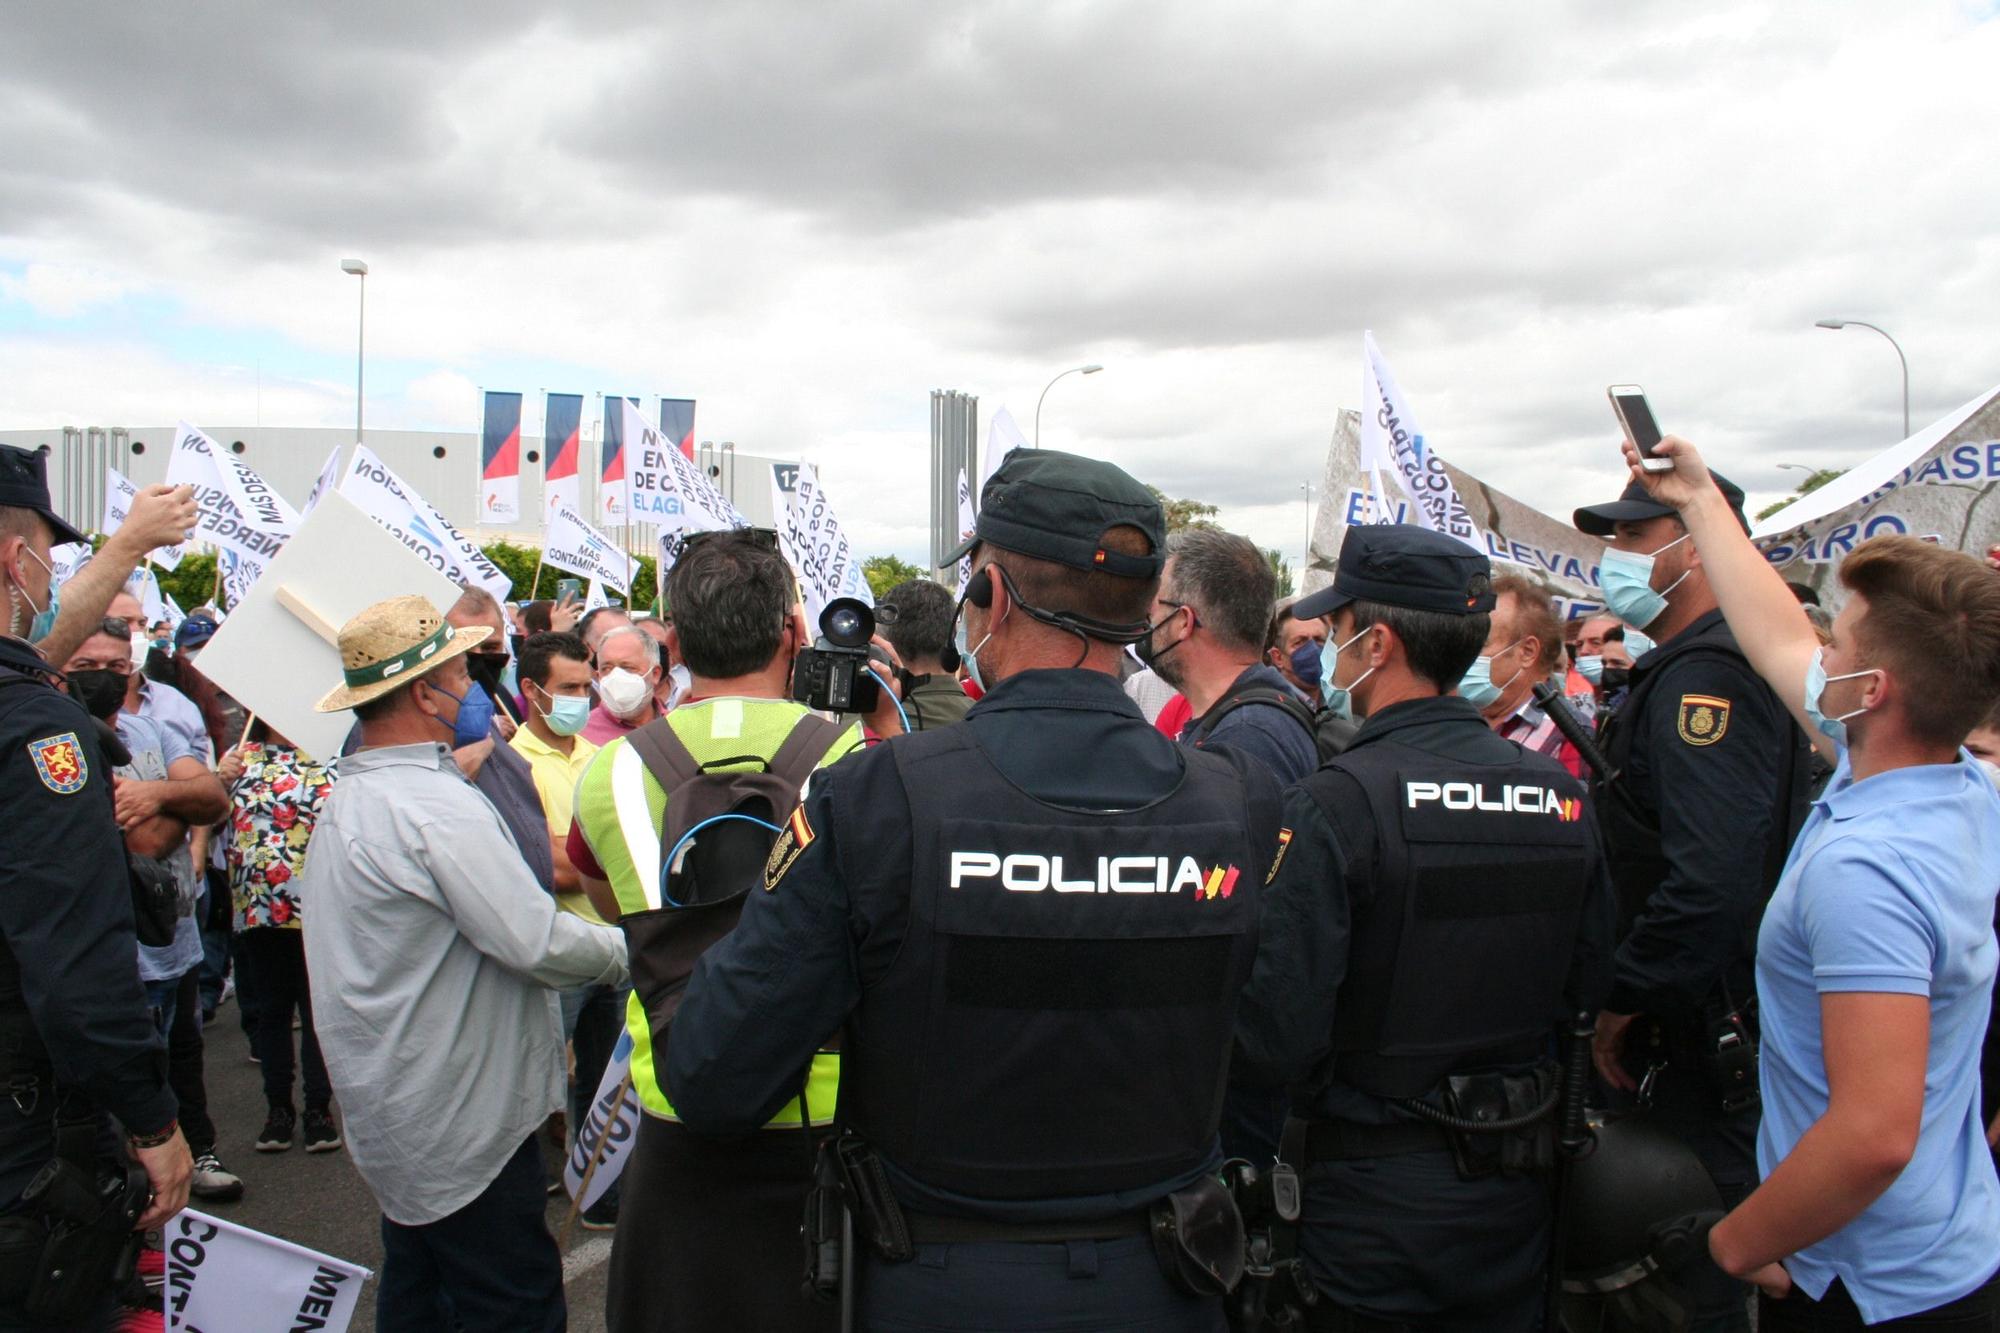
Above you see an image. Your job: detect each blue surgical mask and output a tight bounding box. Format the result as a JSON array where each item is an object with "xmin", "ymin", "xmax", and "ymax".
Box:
[
  {"xmin": 15, "ymin": 544, "xmax": 57, "ymax": 641},
  {"xmin": 1803, "ymin": 646, "xmax": 1877, "ymax": 748},
  {"xmin": 429, "ymin": 678, "xmax": 495, "ymax": 747},
  {"xmin": 532, "ymin": 683, "xmax": 591, "ymax": 738},
  {"xmin": 1623, "ymin": 629, "xmax": 1655, "ymax": 659},
  {"xmin": 954, "ymin": 609, "xmax": 994, "ymax": 692},
  {"xmin": 1288, "ymin": 640, "xmax": 1324, "ymax": 689},
  {"xmin": 1598, "ymin": 534, "xmax": 1692, "ymax": 631},
  {"xmin": 1575, "ymin": 655, "xmax": 1605, "ymax": 686},
  {"xmin": 1457, "ymin": 639, "xmax": 1524, "ymax": 710},
  {"xmin": 1318, "ymin": 626, "xmax": 1375, "ymax": 722}
]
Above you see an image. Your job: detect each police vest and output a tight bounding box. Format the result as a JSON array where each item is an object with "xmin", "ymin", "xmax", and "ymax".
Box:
[
  {"xmin": 1316, "ymin": 734, "xmax": 1593, "ymax": 1100},
  {"xmin": 841, "ymin": 725, "xmax": 1267, "ymax": 1203},
  {"xmin": 572, "ymin": 696, "xmax": 861, "ymax": 1124},
  {"xmin": 1595, "ymin": 632, "xmax": 1808, "ymax": 944}
]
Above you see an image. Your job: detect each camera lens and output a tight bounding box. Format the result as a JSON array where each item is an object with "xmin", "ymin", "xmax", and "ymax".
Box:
[
  {"xmin": 819, "ymin": 597, "xmax": 875, "ymax": 649},
  {"xmin": 829, "ymin": 607, "xmax": 862, "ymax": 641}
]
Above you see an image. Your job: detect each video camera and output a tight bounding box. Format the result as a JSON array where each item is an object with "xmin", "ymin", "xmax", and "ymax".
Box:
[{"xmin": 792, "ymin": 597, "xmax": 893, "ymax": 715}]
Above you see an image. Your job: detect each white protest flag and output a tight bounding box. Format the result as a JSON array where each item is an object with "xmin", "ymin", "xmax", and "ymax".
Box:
[
  {"xmin": 543, "ymin": 501, "xmax": 633, "ymax": 596},
  {"xmin": 1307, "ymin": 408, "xmax": 1610, "ymax": 623},
  {"xmin": 166, "ymin": 1208, "xmax": 370, "ymax": 1333},
  {"xmin": 954, "ymin": 467, "xmax": 975, "ymax": 588},
  {"xmin": 777, "ymin": 464, "xmax": 873, "ymax": 630},
  {"xmin": 622, "ymin": 399, "xmax": 744, "ymax": 534},
  {"xmin": 585, "ymin": 578, "xmax": 609, "ymax": 612},
  {"xmin": 303, "ymin": 446, "xmax": 343, "ymax": 517},
  {"xmin": 564, "ymin": 1030, "xmax": 640, "ymax": 1211},
  {"xmin": 163, "ymin": 424, "xmax": 292, "ymax": 572},
  {"xmin": 217, "ymin": 549, "xmax": 262, "ymax": 611},
  {"xmin": 340, "ymin": 445, "xmax": 512, "ymax": 601},
  {"xmin": 1358, "ymin": 334, "xmax": 1481, "ymax": 549},
  {"xmin": 1753, "ymin": 382, "xmax": 2000, "ymax": 610},
  {"xmin": 49, "ymin": 543, "xmax": 91, "ymax": 590},
  {"xmin": 162, "ymin": 590, "xmax": 186, "ymax": 633},
  {"xmin": 103, "ymin": 467, "xmax": 187, "ymax": 570},
  {"xmin": 985, "ymin": 407, "xmax": 1029, "ymax": 489},
  {"xmin": 126, "ymin": 566, "xmax": 167, "ymax": 627}
]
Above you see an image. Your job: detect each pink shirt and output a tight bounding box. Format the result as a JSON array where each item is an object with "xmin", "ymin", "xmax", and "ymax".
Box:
[{"xmin": 580, "ymin": 701, "xmax": 663, "ymax": 747}]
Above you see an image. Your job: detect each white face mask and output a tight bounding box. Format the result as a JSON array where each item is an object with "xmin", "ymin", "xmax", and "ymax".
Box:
[{"xmin": 599, "ymin": 666, "xmax": 655, "ymax": 718}]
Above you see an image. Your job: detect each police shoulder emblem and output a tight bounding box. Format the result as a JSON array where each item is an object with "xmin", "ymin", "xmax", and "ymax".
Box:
[
  {"xmin": 29, "ymin": 732, "xmax": 88, "ymax": 794},
  {"xmin": 1676, "ymin": 694, "xmax": 1731, "ymax": 747},
  {"xmin": 1264, "ymin": 828, "xmax": 1293, "ymax": 885},
  {"xmin": 764, "ymin": 805, "xmax": 816, "ymax": 891}
]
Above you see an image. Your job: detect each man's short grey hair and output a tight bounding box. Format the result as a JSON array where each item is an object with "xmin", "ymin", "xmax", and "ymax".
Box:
[
  {"xmin": 1163, "ymin": 528, "xmax": 1275, "ymax": 654},
  {"xmin": 449, "ymin": 584, "xmax": 503, "ymax": 622}
]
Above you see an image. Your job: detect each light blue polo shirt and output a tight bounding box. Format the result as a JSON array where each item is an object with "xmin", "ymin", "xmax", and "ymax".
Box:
[{"xmin": 1755, "ymin": 747, "xmax": 2000, "ymax": 1322}]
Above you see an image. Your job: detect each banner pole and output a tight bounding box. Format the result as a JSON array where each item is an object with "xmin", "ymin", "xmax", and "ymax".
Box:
[
  {"xmin": 560, "ymin": 1071, "xmax": 633, "ymax": 1249},
  {"xmin": 529, "ymin": 552, "xmax": 546, "ymax": 602},
  {"xmin": 209, "ymin": 556, "xmax": 225, "ymax": 609}
]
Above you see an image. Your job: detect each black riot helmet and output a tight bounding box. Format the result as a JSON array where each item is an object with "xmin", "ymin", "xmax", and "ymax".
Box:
[{"xmin": 1562, "ymin": 1112, "xmax": 1724, "ymax": 1328}]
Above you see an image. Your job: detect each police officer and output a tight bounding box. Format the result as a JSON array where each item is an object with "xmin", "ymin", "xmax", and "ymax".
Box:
[
  {"xmin": 0, "ymin": 444, "xmax": 190, "ymax": 1331},
  {"xmin": 665, "ymin": 449, "xmax": 1288, "ymax": 1332},
  {"xmin": 1234, "ymin": 524, "xmax": 1615, "ymax": 1331},
  {"xmin": 1571, "ymin": 476, "xmax": 1810, "ymax": 1332}
]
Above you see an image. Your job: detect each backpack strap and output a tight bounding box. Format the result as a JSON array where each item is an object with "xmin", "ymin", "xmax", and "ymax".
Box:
[
  {"xmin": 767, "ymin": 713, "xmax": 853, "ymax": 793},
  {"xmin": 624, "ymin": 715, "xmax": 706, "ymax": 793},
  {"xmin": 1189, "ymin": 683, "xmax": 1316, "ymax": 746}
]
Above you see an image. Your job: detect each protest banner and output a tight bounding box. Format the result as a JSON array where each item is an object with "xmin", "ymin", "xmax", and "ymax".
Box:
[
  {"xmin": 166, "ymin": 1208, "xmax": 370, "ymax": 1333},
  {"xmin": 954, "ymin": 466, "xmax": 975, "ymax": 588},
  {"xmin": 161, "ymin": 589, "xmax": 186, "ymax": 633},
  {"xmin": 164, "ymin": 423, "xmax": 294, "ymax": 571},
  {"xmin": 585, "ymin": 578, "xmax": 609, "ymax": 612},
  {"xmin": 49, "ymin": 542, "xmax": 91, "ymax": 591},
  {"xmin": 303, "ymin": 447, "xmax": 343, "ymax": 518},
  {"xmin": 480, "ymin": 390, "xmax": 523, "ymax": 524},
  {"xmin": 1308, "ymin": 409, "xmax": 1610, "ymax": 622},
  {"xmin": 192, "ymin": 492, "xmax": 465, "ymax": 762},
  {"xmin": 985, "ymin": 407, "xmax": 1028, "ymax": 488},
  {"xmin": 126, "ymin": 566, "xmax": 167, "ymax": 627},
  {"xmin": 1753, "ymin": 381, "xmax": 2000, "ymax": 609},
  {"xmin": 775, "ymin": 463, "xmax": 872, "ymax": 630},
  {"xmin": 660, "ymin": 397, "xmax": 697, "ymax": 462},
  {"xmin": 624, "ymin": 399, "xmax": 745, "ymax": 568},
  {"xmin": 103, "ymin": 467, "xmax": 186, "ymax": 570},
  {"xmin": 1359, "ymin": 334, "xmax": 1480, "ymax": 549},
  {"xmin": 545, "ymin": 393, "xmax": 585, "ymax": 517},
  {"xmin": 543, "ymin": 500, "xmax": 632, "ymax": 596},
  {"xmin": 340, "ymin": 445, "xmax": 512, "ymax": 602},
  {"xmin": 563, "ymin": 1029, "xmax": 641, "ymax": 1214}
]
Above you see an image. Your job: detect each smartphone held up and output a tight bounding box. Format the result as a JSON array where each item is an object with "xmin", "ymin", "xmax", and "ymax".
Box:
[{"xmin": 1608, "ymin": 385, "xmax": 1674, "ymax": 474}]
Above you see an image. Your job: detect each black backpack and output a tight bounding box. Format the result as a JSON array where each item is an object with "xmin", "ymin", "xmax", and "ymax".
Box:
[{"xmin": 616, "ymin": 712, "xmax": 848, "ymax": 1092}]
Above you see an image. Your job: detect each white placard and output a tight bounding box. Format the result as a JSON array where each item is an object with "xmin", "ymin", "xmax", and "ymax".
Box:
[
  {"xmin": 340, "ymin": 445, "xmax": 511, "ymax": 601},
  {"xmin": 543, "ymin": 500, "xmax": 632, "ymax": 596},
  {"xmin": 190, "ymin": 492, "xmax": 465, "ymax": 762},
  {"xmin": 103, "ymin": 467, "xmax": 186, "ymax": 570},
  {"xmin": 166, "ymin": 1208, "xmax": 370, "ymax": 1333}
]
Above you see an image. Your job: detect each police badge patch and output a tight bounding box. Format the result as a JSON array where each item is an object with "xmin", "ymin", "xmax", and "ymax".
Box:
[
  {"xmin": 764, "ymin": 805, "xmax": 815, "ymax": 891},
  {"xmin": 1677, "ymin": 695, "xmax": 1731, "ymax": 747},
  {"xmin": 29, "ymin": 732, "xmax": 87, "ymax": 794}
]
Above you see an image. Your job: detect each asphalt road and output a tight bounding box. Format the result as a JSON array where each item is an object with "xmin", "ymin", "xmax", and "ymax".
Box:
[{"xmin": 192, "ymin": 995, "xmax": 611, "ymax": 1331}]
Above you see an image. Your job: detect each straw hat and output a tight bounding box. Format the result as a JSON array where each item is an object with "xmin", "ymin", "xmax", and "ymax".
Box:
[{"xmin": 314, "ymin": 594, "xmax": 492, "ymax": 713}]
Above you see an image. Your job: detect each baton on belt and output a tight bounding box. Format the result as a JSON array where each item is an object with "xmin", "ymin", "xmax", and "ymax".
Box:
[{"xmin": 1532, "ymin": 680, "xmax": 1614, "ymax": 782}]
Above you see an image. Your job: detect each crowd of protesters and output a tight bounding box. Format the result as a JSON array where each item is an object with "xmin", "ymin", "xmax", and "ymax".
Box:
[{"xmin": 4, "ymin": 430, "xmax": 2000, "ymax": 1332}]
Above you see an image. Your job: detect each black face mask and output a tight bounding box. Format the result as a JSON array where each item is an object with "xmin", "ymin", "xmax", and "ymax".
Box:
[
  {"xmin": 67, "ymin": 669, "xmax": 129, "ymax": 721},
  {"xmin": 466, "ymin": 652, "xmax": 508, "ymax": 696},
  {"xmin": 1598, "ymin": 666, "xmax": 1631, "ymax": 692}
]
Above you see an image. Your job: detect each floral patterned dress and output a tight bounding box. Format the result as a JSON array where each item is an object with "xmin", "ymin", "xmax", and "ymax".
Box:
[{"xmin": 226, "ymin": 744, "xmax": 338, "ymax": 931}]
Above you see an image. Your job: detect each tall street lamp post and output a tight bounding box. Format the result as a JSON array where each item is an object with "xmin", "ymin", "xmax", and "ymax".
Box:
[
  {"xmin": 1815, "ymin": 319, "xmax": 1909, "ymax": 440},
  {"xmin": 341, "ymin": 259, "xmax": 369, "ymax": 441},
  {"xmin": 1034, "ymin": 364, "xmax": 1104, "ymax": 449}
]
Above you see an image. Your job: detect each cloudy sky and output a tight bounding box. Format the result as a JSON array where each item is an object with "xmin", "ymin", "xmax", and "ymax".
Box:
[{"xmin": 4, "ymin": 1, "xmax": 1997, "ymax": 569}]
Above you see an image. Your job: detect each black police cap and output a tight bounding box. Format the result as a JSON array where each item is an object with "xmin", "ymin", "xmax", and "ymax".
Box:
[
  {"xmin": 0, "ymin": 444, "xmax": 85, "ymax": 545},
  {"xmin": 1573, "ymin": 472, "xmax": 1748, "ymax": 537},
  {"xmin": 943, "ymin": 448, "xmax": 1165, "ymax": 579},
  {"xmin": 1293, "ymin": 524, "xmax": 1496, "ymax": 620}
]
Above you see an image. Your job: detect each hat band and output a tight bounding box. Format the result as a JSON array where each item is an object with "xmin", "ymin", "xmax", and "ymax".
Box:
[{"xmin": 342, "ymin": 623, "xmax": 452, "ymax": 690}]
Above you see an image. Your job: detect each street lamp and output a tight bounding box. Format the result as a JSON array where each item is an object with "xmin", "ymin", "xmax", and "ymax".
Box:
[
  {"xmin": 1814, "ymin": 319, "xmax": 1909, "ymax": 440},
  {"xmin": 341, "ymin": 259, "xmax": 368, "ymax": 442},
  {"xmin": 1034, "ymin": 363, "xmax": 1103, "ymax": 449},
  {"xmin": 1775, "ymin": 462, "xmax": 1815, "ymax": 475}
]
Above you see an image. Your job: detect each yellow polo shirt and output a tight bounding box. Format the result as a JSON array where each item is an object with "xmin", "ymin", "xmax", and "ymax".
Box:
[{"xmin": 508, "ymin": 724, "xmax": 604, "ymax": 924}]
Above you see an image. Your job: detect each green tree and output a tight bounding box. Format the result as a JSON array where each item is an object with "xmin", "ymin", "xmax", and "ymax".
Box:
[
  {"xmin": 1147, "ymin": 486, "xmax": 1219, "ymax": 533},
  {"xmin": 863, "ymin": 554, "xmax": 929, "ymax": 600},
  {"xmin": 1265, "ymin": 549, "xmax": 1294, "ymax": 600},
  {"xmin": 1755, "ymin": 468, "xmax": 1845, "ymax": 522}
]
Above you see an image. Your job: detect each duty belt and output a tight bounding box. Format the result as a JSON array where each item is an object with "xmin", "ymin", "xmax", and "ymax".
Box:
[
  {"xmin": 1287, "ymin": 1119, "xmax": 1450, "ymax": 1163},
  {"xmin": 902, "ymin": 1209, "xmax": 1153, "ymax": 1245}
]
